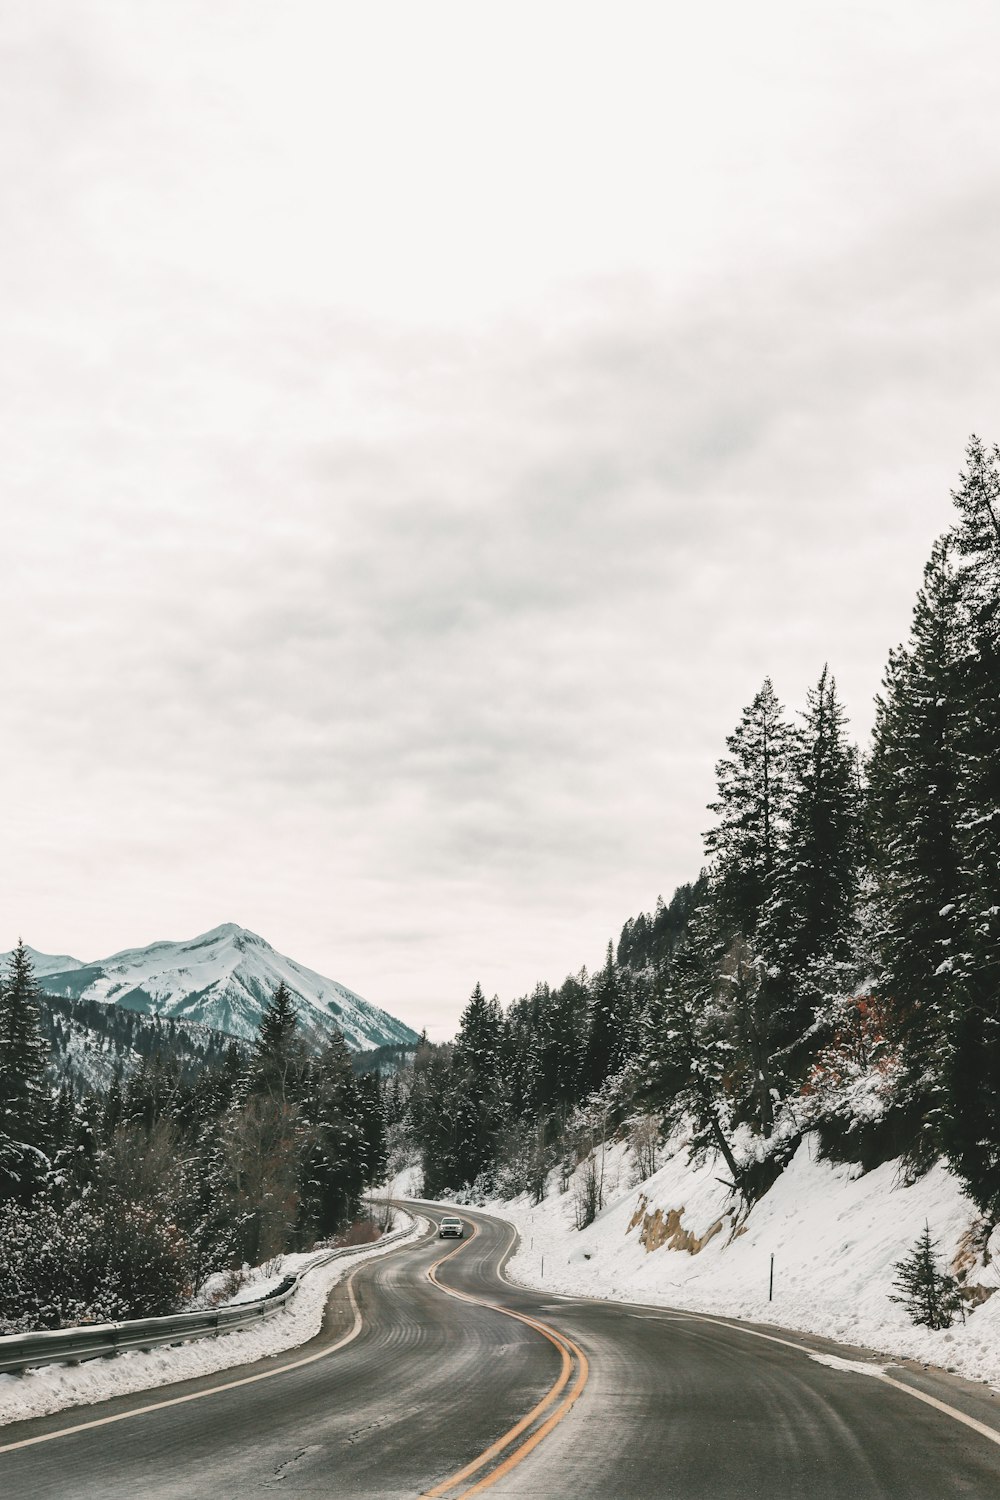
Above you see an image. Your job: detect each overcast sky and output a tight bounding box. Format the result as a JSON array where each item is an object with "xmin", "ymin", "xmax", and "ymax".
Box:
[{"xmin": 3, "ymin": 3, "xmax": 1000, "ymax": 1038}]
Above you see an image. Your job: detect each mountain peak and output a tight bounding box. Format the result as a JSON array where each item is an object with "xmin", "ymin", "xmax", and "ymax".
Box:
[
  {"xmin": 201, "ymin": 921, "xmax": 244, "ymax": 938},
  {"xmin": 194, "ymin": 922, "xmax": 271, "ymax": 949},
  {"xmin": 22, "ymin": 925, "xmax": 417, "ymax": 1053}
]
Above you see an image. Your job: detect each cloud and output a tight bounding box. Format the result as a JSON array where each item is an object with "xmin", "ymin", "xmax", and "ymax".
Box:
[{"xmin": 3, "ymin": 4, "xmax": 1000, "ymax": 1035}]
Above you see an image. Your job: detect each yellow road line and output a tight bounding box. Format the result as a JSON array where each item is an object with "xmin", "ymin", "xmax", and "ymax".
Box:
[
  {"xmin": 442, "ymin": 1196, "xmax": 1000, "ymax": 1463},
  {"xmin": 418, "ymin": 1200, "xmax": 1000, "ymax": 1465},
  {"xmin": 421, "ymin": 1218, "xmax": 589, "ymax": 1498}
]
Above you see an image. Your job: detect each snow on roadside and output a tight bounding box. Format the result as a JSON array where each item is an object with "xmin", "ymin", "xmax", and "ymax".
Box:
[
  {"xmin": 385, "ymin": 1164, "xmax": 423, "ymax": 1199},
  {"xmin": 0, "ymin": 1211, "xmax": 424, "ymax": 1428},
  {"xmin": 431, "ymin": 1134, "xmax": 1000, "ymax": 1393}
]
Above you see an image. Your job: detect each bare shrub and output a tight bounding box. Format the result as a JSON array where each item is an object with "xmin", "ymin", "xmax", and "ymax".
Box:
[
  {"xmin": 629, "ymin": 1116, "xmax": 659, "ymax": 1184},
  {"xmin": 216, "ymin": 1266, "xmax": 248, "ymax": 1304},
  {"xmin": 368, "ymin": 1190, "xmax": 395, "ymax": 1233},
  {"xmin": 335, "ymin": 1217, "xmax": 382, "ymax": 1246},
  {"xmin": 573, "ymin": 1153, "xmax": 604, "ymax": 1230}
]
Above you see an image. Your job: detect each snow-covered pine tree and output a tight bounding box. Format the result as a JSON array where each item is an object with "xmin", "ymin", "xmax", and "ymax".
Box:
[
  {"xmin": 705, "ymin": 677, "xmax": 798, "ymax": 937},
  {"xmin": 521, "ymin": 982, "xmax": 555, "ymax": 1119},
  {"xmin": 699, "ymin": 681, "xmax": 801, "ymax": 1141},
  {"xmin": 355, "ymin": 1070, "xmax": 388, "ymax": 1188},
  {"xmin": 762, "ymin": 666, "xmax": 862, "ymax": 1054},
  {"xmin": 638, "ymin": 912, "xmax": 741, "ymax": 1188},
  {"xmin": 410, "ymin": 1045, "xmax": 463, "ymax": 1197},
  {"xmin": 583, "ymin": 942, "xmax": 624, "ymax": 1094},
  {"xmin": 941, "ymin": 436, "xmax": 1000, "ymax": 1217},
  {"xmin": 450, "ymin": 981, "xmax": 505, "ymax": 1184},
  {"xmin": 867, "ymin": 538, "xmax": 965, "ymax": 1156},
  {"xmin": 297, "ymin": 1029, "xmax": 365, "ymax": 1240},
  {"xmin": 890, "ymin": 1221, "xmax": 963, "ymax": 1330},
  {"xmin": 546, "ymin": 974, "xmax": 589, "ymax": 1115},
  {"xmin": 0, "ymin": 940, "xmax": 50, "ymax": 1203},
  {"xmin": 246, "ymin": 980, "xmax": 305, "ymax": 1105}
]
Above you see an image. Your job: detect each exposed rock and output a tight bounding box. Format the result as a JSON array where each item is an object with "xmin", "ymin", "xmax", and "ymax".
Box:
[{"xmin": 627, "ymin": 1194, "xmax": 724, "ymax": 1255}]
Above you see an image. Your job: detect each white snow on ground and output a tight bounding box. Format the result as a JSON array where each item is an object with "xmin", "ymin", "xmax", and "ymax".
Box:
[
  {"xmin": 0, "ymin": 1211, "xmax": 423, "ymax": 1427},
  {"xmin": 809, "ymin": 1353, "xmax": 889, "ymax": 1377},
  {"xmin": 386, "ymin": 1164, "xmax": 423, "ymax": 1199},
  {"xmin": 415, "ymin": 1131, "xmax": 1000, "ymax": 1392}
]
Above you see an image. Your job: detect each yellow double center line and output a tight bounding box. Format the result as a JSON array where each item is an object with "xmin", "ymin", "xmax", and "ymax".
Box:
[
  {"xmin": 422, "ymin": 1220, "xmax": 589, "ymax": 1498},
  {"xmin": 0, "ymin": 1214, "xmax": 590, "ymax": 1495}
]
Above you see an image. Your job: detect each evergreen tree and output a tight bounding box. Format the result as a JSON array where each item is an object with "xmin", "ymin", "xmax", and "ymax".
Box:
[
  {"xmin": 940, "ymin": 437, "xmax": 1000, "ymax": 1215},
  {"xmin": 868, "ymin": 539, "xmax": 964, "ymax": 1153},
  {"xmin": 706, "ymin": 678, "xmax": 797, "ymax": 936},
  {"xmin": 297, "ymin": 1030, "xmax": 364, "ymax": 1240},
  {"xmin": 0, "ymin": 940, "xmax": 50, "ymax": 1203},
  {"xmin": 699, "ymin": 682, "xmax": 799, "ymax": 1141},
  {"xmin": 176, "ymin": 1115, "xmax": 244, "ymax": 1290},
  {"xmin": 450, "ymin": 982, "xmax": 504, "ymax": 1184},
  {"xmin": 638, "ymin": 924, "xmax": 741, "ymax": 1186},
  {"xmin": 410, "ymin": 1046, "xmax": 463, "ymax": 1197},
  {"xmin": 246, "ymin": 981, "xmax": 305, "ymax": 1105},
  {"xmin": 355, "ymin": 1071, "xmax": 387, "ymax": 1187},
  {"xmin": 548, "ymin": 974, "xmax": 589, "ymax": 1112},
  {"xmin": 763, "ymin": 667, "xmax": 861, "ymax": 1050},
  {"xmin": 583, "ymin": 943, "xmax": 623, "ymax": 1093},
  {"xmin": 890, "ymin": 1222, "xmax": 963, "ymax": 1329}
]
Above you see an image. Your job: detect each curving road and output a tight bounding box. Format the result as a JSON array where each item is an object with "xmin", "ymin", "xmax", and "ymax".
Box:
[{"xmin": 1, "ymin": 1205, "xmax": 999, "ymax": 1498}]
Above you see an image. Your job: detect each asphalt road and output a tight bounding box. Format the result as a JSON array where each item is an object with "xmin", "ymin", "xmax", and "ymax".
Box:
[{"xmin": 2, "ymin": 1204, "xmax": 999, "ymax": 1498}]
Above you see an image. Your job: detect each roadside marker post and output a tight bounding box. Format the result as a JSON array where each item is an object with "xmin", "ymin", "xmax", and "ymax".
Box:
[{"xmin": 769, "ymin": 1254, "xmax": 774, "ymax": 1302}]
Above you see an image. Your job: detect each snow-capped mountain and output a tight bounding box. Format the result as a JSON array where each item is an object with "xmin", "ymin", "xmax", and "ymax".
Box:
[
  {"xmin": 17, "ymin": 946, "xmax": 87, "ymax": 980},
  {"xmin": 7, "ymin": 924, "xmax": 417, "ymax": 1053}
]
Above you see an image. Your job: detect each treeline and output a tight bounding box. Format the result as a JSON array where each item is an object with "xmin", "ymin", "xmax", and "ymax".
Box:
[
  {"xmin": 396, "ymin": 438, "xmax": 1000, "ymax": 1226},
  {"xmin": 0, "ymin": 953, "xmax": 386, "ymax": 1332},
  {"xmin": 38, "ymin": 990, "xmax": 242, "ymax": 1094}
]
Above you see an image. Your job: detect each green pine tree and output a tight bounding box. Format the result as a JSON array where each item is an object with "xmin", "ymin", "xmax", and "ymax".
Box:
[
  {"xmin": 890, "ymin": 1222, "xmax": 963, "ymax": 1330},
  {"xmin": 868, "ymin": 537, "xmax": 964, "ymax": 1157},
  {"xmin": 451, "ymin": 982, "xmax": 504, "ymax": 1184},
  {"xmin": 762, "ymin": 666, "xmax": 861, "ymax": 1050},
  {"xmin": 583, "ymin": 942, "xmax": 624, "ymax": 1093},
  {"xmin": 940, "ymin": 436, "xmax": 1000, "ymax": 1217},
  {"xmin": 246, "ymin": 981, "xmax": 305, "ymax": 1105},
  {"xmin": 638, "ymin": 915, "xmax": 741, "ymax": 1187},
  {"xmin": 706, "ymin": 677, "xmax": 797, "ymax": 937},
  {"xmin": 0, "ymin": 940, "xmax": 51, "ymax": 1203},
  {"xmin": 297, "ymin": 1029, "xmax": 364, "ymax": 1240}
]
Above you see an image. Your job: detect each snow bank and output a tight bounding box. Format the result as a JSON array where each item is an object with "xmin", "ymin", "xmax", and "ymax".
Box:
[
  {"xmin": 474, "ymin": 1135, "xmax": 1000, "ymax": 1391},
  {"xmin": 0, "ymin": 1211, "xmax": 424, "ymax": 1427},
  {"xmin": 386, "ymin": 1164, "xmax": 423, "ymax": 1199}
]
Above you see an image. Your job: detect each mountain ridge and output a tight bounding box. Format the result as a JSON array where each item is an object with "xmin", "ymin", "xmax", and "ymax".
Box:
[{"xmin": 2, "ymin": 924, "xmax": 417, "ymax": 1053}]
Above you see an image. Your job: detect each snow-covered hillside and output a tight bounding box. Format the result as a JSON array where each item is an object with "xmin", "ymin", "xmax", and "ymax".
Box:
[
  {"xmin": 38, "ymin": 991, "xmax": 244, "ymax": 1094},
  {"xmin": 415, "ymin": 1129, "xmax": 1000, "ymax": 1391},
  {"xmin": 10, "ymin": 924, "xmax": 417, "ymax": 1052},
  {"xmin": 19, "ymin": 946, "xmax": 86, "ymax": 979}
]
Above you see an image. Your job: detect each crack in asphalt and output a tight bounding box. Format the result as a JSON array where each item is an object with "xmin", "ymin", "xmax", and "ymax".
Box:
[
  {"xmin": 263, "ymin": 1444, "xmax": 323, "ymax": 1485},
  {"xmin": 345, "ymin": 1418, "xmax": 387, "ymax": 1445}
]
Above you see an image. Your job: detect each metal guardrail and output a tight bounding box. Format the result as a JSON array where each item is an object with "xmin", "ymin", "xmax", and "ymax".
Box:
[{"xmin": 0, "ymin": 1220, "xmax": 413, "ymax": 1376}]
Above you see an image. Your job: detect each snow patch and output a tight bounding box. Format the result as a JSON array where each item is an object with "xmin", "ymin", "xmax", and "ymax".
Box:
[{"xmin": 809, "ymin": 1353, "xmax": 888, "ymax": 1378}]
